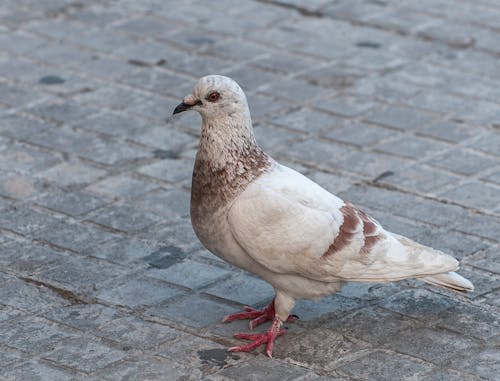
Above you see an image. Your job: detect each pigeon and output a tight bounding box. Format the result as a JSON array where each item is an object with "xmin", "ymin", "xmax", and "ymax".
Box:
[{"xmin": 172, "ymin": 75, "xmax": 474, "ymax": 358}]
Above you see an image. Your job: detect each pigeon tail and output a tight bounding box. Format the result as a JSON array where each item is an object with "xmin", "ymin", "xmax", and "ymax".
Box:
[{"xmin": 422, "ymin": 271, "xmax": 474, "ymax": 293}]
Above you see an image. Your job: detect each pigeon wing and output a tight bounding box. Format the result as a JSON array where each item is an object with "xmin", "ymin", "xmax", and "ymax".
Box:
[{"xmin": 228, "ymin": 165, "xmax": 459, "ymax": 283}]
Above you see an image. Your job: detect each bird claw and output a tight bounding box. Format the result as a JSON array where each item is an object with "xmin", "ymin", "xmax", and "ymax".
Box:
[
  {"xmin": 222, "ymin": 299, "xmax": 297, "ymax": 329},
  {"xmin": 229, "ymin": 317, "xmax": 286, "ymax": 358}
]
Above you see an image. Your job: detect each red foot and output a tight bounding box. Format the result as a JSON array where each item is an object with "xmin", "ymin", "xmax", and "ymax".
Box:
[
  {"xmin": 222, "ymin": 299, "xmax": 296, "ymax": 329},
  {"xmin": 228, "ymin": 316, "xmax": 285, "ymax": 358}
]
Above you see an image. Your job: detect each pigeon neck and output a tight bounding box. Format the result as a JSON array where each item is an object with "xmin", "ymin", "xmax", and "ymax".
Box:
[{"xmin": 197, "ymin": 115, "xmax": 258, "ymax": 169}]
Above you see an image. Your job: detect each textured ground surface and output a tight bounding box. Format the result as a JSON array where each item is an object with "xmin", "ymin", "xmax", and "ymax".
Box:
[{"xmin": 1, "ymin": 0, "xmax": 500, "ymax": 380}]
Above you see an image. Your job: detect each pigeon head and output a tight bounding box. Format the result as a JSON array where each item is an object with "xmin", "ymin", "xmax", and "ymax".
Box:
[{"xmin": 173, "ymin": 75, "xmax": 250, "ymax": 121}]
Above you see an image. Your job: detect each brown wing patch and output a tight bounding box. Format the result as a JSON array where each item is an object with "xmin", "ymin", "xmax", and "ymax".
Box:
[
  {"xmin": 356, "ymin": 208, "xmax": 385, "ymax": 255},
  {"xmin": 323, "ymin": 203, "xmax": 385, "ymax": 258},
  {"xmin": 323, "ymin": 203, "xmax": 361, "ymax": 257}
]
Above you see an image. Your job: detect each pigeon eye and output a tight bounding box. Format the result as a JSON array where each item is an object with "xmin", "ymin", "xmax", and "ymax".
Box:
[{"xmin": 207, "ymin": 91, "xmax": 220, "ymax": 102}]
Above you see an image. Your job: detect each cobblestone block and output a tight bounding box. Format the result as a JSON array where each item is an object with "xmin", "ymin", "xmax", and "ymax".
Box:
[
  {"xmin": 26, "ymin": 127, "xmax": 99, "ymax": 155},
  {"xmin": 146, "ymin": 258, "xmax": 230, "ymax": 289},
  {"xmin": 96, "ymin": 317, "xmax": 178, "ymax": 350},
  {"xmin": 204, "ymin": 272, "xmax": 275, "ymax": 306},
  {"xmin": 259, "ymin": 78, "xmax": 332, "ymax": 105},
  {"xmin": 0, "ymin": 143, "xmax": 60, "ymax": 174},
  {"xmin": 336, "ymin": 150, "xmax": 414, "ymax": 178},
  {"xmin": 328, "ymin": 307, "xmax": 419, "ymax": 345},
  {"xmin": 0, "ymin": 241, "xmax": 69, "ymax": 275},
  {"xmin": 43, "ymin": 337, "xmax": 128, "ymax": 373},
  {"xmin": 468, "ymin": 131, "xmax": 500, "ymax": 157},
  {"xmin": 429, "ymin": 149, "xmax": 498, "ymax": 176},
  {"xmin": 97, "ymin": 275, "xmax": 185, "ymax": 309},
  {"xmin": 35, "ymin": 190, "xmax": 108, "ymax": 217},
  {"xmin": 2, "ymin": 360, "xmax": 84, "ymax": 381},
  {"xmin": 74, "ymin": 111, "xmax": 148, "ymax": 136},
  {"xmin": 379, "ymin": 289, "xmax": 456, "ymax": 319},
  {"xmin": 35, "ymin": 256, "xmax": 127, "ymax": 293},
  {"xmin": 417, "ymin": 120, "xmax": 478, "ymax": 143},
  {"xmin": 0, "ymin": 206, "xmax": 60, "ymax": 235},
  {"xmin": 413, "ymin": 229, "xmax": 489, "ymax": 260},
  {"xmin": 440, "ymin": 181, "xmax": 500, "ymax": 210},
  {"xmin": 380, "ymin": 165, "xmax": 460, "ymax": 193},
  {"xmin": 0, "ymin": 112, "xmax": 53, "ymax": 140},
  {"xmin": 0, "ymin": 315, "xmax": 75, "ymax": 353},
  {"xmin": 42, "ymin": 304, "xmax": 122, "ymax": 331},
  {"xmin": 448, "ymin": 348, "xmax": 500, "ymax": 380},
  {"xmin": 274, "ymin": 327, "xmax": 370, "ymax": 371},
  {"xmin": 211, "ymin": 356, "xmax": 316, "ymax": 381},
  {"xmin": 148, "ymin": 294, "xmax": 236, "ymax": 328},
  {"xmin": 28, "ymin": 100, "xmax": 97, "ymax": 125},
  {"xmin": 364, "ymin": 105, "xmax": 438, "ymax": 131},
  {"xmin": 135, "ymin": 188, "xmax": 190, "ymax": 219},
  {"xmin": 0, "ymin": 82, "xmax": 45, "ymax": 108},
  {"xmin": 338, "ymin": 350, "xmax": 433, "ymax": 381},
  {"xmin": 36, "ymin": 160, "xmax": 106, "ymax": 187},
  {"xmin": 322, "ymin": 122, "xmax": 395, "ymax": 148},
  {"xmin": 96, "ymin": 356, "xmax": 184, "ymax": 381},
  {"xmin": 86, "ymin": 174, "xmax": 157, "ymax": 200},
  {"xmin": 375, "ymin": 135, "xmax": 450, "ymax": 159},
  {"xmin": 453, "ymin": 211, "xmax": 500, "ymax": 242},
  {"xmin": 88, "ymin": 237, "xmax": 161, "ymax": 265},
  {"xmin": 383, "ymin": 326, "xmax": 479, "ymax": 364},
  {"xmin": 36, "ymin": 221, "xmax": 119, "ymax": 252},
  {"xmin": 137, "ymin": 158, "xmax": 193, "ymax": 184},
  {"xmin": 294, "ymin": 294, "xmax": 367, "ymax": 322},
  {"xmin": 86, "ymin": 204, "xmax": 161, "ymax": 233}
]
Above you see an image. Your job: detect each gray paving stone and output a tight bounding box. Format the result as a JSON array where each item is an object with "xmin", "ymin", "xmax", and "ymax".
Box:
[
  {"xmin": 0, "ymin": 346, "xmax": 24, "ymax": 368},
  {"xmin": 294, "ymin": 294, "xmax": 368, "ymax": 322},
  {"xmin": 259, "ymin": 78, "xmax": 332, "ymax": 105},
  {"xmin": 42, "ymin": 304, "xmax": 122, "ymax": 331},
  {"xmin": 284, "ymin": 138, "xmax": 351, "ymax": 168},
  {"xmin": 483, "ymin": 169, "xmax": 500, "ymax": 186},
  {"xmin": 380, "ymin": 165, "xmax": 460, "ymax": 193},
  {"xmin": 448, "ymin": 348, "xmax": 500, "ymax": 381},
  {"xmin": 96, "ymin": 316, "xmax": 178, "ymax": 349},
  {"xmin": 417, "ymin": 120, "xmax": 478, "ymax": 143},
  {"xmin": 417, "ymin": 369, "xmax": 482, "ymax": 381},
  {"xmin": 383, "ymin": 326, "xmax": 479, "ymax": 364},
  {"xmin": 453, "ymin": 211, "xmax": 500, "ymax": 242},
  {"xmin": 379, "ymin": 289, "xmax": 457, "ymax": 319},
  {"xmin": 130, "ymin": 125, "xmax": 196, "ymax": 153},
  {"xmin": 86, "ymin": 174, "xmax": 157, "ymax": 200},
  {"xmin": 36, "ymin": 221, "xmax": 120, "ymax": 252},
  {"xmin": 97, "ymin": 275, "xmax": 185, "ymax": 309},
  {"xmin": 271, "ymin": 107, "xmax": 341, "ymax": 134},
  {"xmin": 2, "ymin": 359, "xmax": 84, "ymax": 381},
  {"xmin": 469, "ymin": 131, "xmax": 500, "ymax": 157},
  {"xmin": 0, "ymin": 241, "xmax": 69, "ymax": 275},
  {"xmin": 440, "ymin": 181, "xmax": 500, "ymax": 210},
  {"xmin": 0, "ymin": 143, "xmax": 60, "ymax": 174},
  {"xmin": 43, "ymin": 337, "xmax": 128, "ymax": 373},
  {"xmin": 88, "ymin": 237, "xmax": 162, "ymax": 265},
  {"xmin": 0, "ymin": 81, "xmax": 45, "ymax": 108},
  {"xmin": 364, "ymin": 105, "xmax": 438, "ymax": 131},
  {"xmin": 86, "ymin": 204, "xmax": 161, "ymax": 233},
  {"xmin": 0, "ymin": 206, "xmax": 60, "ymax": 235},
  {"xmin": 0, "ymin": 304, "xmax": 24, "ymax": 323},
  {"xmin": 204, "ymin": 272, "xmax": 275, "ymax": 306},
  {"xmin": 413, "ymin": 229, "xmax": 489, "ymax": 260},
  {"xmin": 0, "ymin": 315, "xmax": 76, "ymax": 353},
  {"xmin": 74, "ymin": 111, "xmax": 148, "ymax": 136},
  {"xmin": 35, "ymin": 256, "xmax": 127, "ymax": 294},
  {"xmin": 274, "ymin": 327, "xmax": 370, "ymax": 370},
  {"xmin": 135, "ymin": 188, "xmax": 190, "ymax": 219},
  {"xmin": 35, "ymin": 190, "xmax": 108, "ymax": 217},
  {"xmin": 146, "ymin": 259, "xmax": 230, "ymax": 289},
  {"xmin": 36, "ymin": 160, "xmax": 107, "ymax": 188},
  {"xmin": 375, "ymin": 135, "xmax": 450, "ymax": 159},
  {"xmin": 211, "ymin": 356, "xmax": 315, "ymax": 381},
  {"xmin": 327, "ymin": 306, "xmax": 419, "ymax": 345},
  {"xmin": 336, "ymin": 150, "xmax": 414, "ymax": 178},
  {"xmin": 338, "ymin": 350, "xmax": 433, "ymax": 381},
  {"xmin": 322, "ymin": 122, "xmax": 395, "ymax": 148},
  {"xmin": 28, "ymin": 100, "xmax": 98, "ymax": 125},
  {"xmin": 0, "ymin": 112, "xmax": 53, "ymax": 140},
  {"xmin": 148, "ymin": 294, "xmax": 236, "ymax": 328},
  {"xmin": 136, "ymin": 158, "xmax": 193, "ymax": 184},
  {"xmin": 96, "ymin": 356, "xmax": 184, "ymax": 381},
  {"xmin": 464, "ymin": 246, "xmax": 500, "ymax": 275},
  {"xmin": 80, "ymin": 140, "xmax": 154, "ymax": 166},
  {"xmin": 434, "ymin": 303, "xmax": 500, "ymax": 341}
]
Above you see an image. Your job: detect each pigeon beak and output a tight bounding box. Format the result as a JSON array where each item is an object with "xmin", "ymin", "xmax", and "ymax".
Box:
[{"xmin": 172, "ymin": 95, "xmax": 201, "ymax": 115}]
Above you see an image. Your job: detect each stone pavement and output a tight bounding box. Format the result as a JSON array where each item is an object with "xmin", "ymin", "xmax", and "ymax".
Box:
[{"xmin": 0, "ymin": 0, "xmax": 499, "ymax": 379}]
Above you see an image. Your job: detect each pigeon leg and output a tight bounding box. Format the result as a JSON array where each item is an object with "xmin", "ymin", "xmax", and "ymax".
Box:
[
  {"xmin": 228, "ymin": 316, "xmax": 285, "ymax": 358},
  {"xmin": 222, "ymin": 299, "xmax": 296, "ymax": 329}
]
